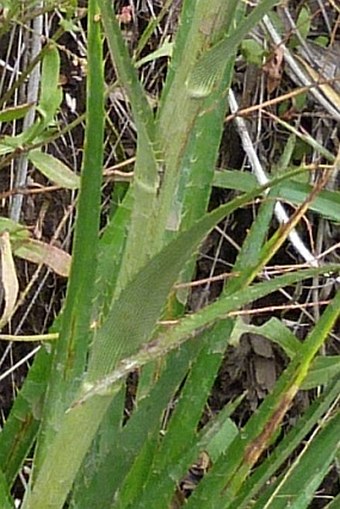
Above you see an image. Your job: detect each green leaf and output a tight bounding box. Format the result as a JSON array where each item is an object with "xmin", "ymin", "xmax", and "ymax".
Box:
[
  {"xmin": 198, "ymin": 400, "xmax": 240, "ymax": 463},
  {"xmin": 153, "ymin": 0, "xmax": 242, "ymax": 253},
  {"xmin": 228, "ymin": 379, "xmax": 340, "ymax": 509},
  {"xmin": 240, "ymin": 39, "xmax": 264, "ymax": 66},
  {"xmin": 28, "ymin": 150, "xmax": 80, "ymax": 189},
  {"xmin": 290, "ymin": 5, "xmax": 311, "ymax": 48},
  {"xmin": 0, "ymin": 102, "xmax": 34, "ymax": 122},
  {"xmin": 252, "ymin": 411, "xmax": 340, "ymax": 508},
  {"xmin": 0, "ymin": 217, "xmax": 30, "ymax": 239},
  {"xmin": 135, "ymin": 39, "xmax": 173, "ymax": 68},
  {"xmin": 0, "ymin": 468, "xmax": 14, "ymax": 509},
  {"xmin": 230, "ymin": 317, "xmax": 301, "ymax": 359},
  {"xmin": 98, "ymin": 0, "xmax": 160, "ymax": 276},
  {"xmin": 0, "ymin": 347, "xmax": 53, "ymax": 487},
  {"xmin": 37, "ymin": 43, "xmax": 62, "ymax": 126},
  {"xmin": 301, "ymin": 356, "xmax": 340, "ymax": 390},
  {"xmin": 187, "ymin": 0, "xmax": 279, "ymax": 97},
  {"xmin": 115, "ymin": 434, "xmax": 158, "ymax": 508},
  {"xmin": 31, "ymin": 0, "xmax": 105, "ymax": 475},
  {"xmin": 213, "ymin": 169, "xmax": 340, "ymax": 222}
]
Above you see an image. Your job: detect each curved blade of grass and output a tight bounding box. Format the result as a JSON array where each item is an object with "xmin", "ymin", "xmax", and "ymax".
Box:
[
  {"xmin": 153, "ymin": 0, "xmax": 242, "ymax": 250},
  {"xmin": 135, "ymin": 39, "xmax": 173, "ymax": 68},
  {"xmin": 0, "ymin": 347, "xmax": 52, "ymax": 487},
  {"xmin": 74, "ymin": 263, "xmax": 338, "ymax": 408},
  {"xmin": 252, "ymin": 411, "xmax": 340, "ymax": 509},
  {"xmin": 20, "ymin": 172, "xmax": 316, "ymax": 509},
  {"xmin": 98, "ymin": 0, "xmax": 160, "ymax": 279},
  {"xmin": 213, "ymin": 169, "xmax": 340, "ymax": 222},
  {"xmin": 133, "ymin": 198, "xmax": 276, "ymax": 508},
  {"xmin": 186, "ymin": 0, "xmax": 279, "ymax": 97},
  {"xmin": 69, "ymin": 341, "xmax": 202, "ymax": 509},
  {"xmin": 0, "ymin": 469, "xmax": 14, "ymax": 509},
  {"xmin": 129, "ymin": 329, "xmax": 234, "ymax": 509},
  {"xmin": 227, "ymin": 378, "xmax": 340, "ymax": 509},
  {"xmin": 185, "ymin": 290, "xmax": 340, "ymax": 509}
]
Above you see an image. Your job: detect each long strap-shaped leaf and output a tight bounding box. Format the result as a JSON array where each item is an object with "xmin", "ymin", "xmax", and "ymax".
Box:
[
  {"xmin": 150, "ymin": 0, "xmax": 278, "ymax": 251},
  {"xmin": 251, "ymin": 411, "xmax": 340, "ymax": 508},
  {"xmin": 98, "ymin": 0, "xmax": 160, "ymax": 283},
  {"xmin": 21, "ymin": 269, "xmax": 338, "ymax": 509},
  {"xmin": 186, "ymin": 0, "xmax": 279, "ymax": 97},
  {"xmin": 184, "ymin": 290, "xmax": 340, "ymax": 509},
  {"xmin": 21, "ymin": 171, "xmax": 327, "ymax": 509},
  {"xmin": 85, "ymin": 164, "xmax": 316, "ymax": 383},
  {"xmin": 228, "ymin": 378, "xmax": 340, "ymax": 509},
  {"xmin": 31, "ymin": 0, "xmax": 105, "ymax": 472}
]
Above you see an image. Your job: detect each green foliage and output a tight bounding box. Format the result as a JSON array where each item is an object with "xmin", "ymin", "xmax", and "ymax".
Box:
[
  {"xmin": 240, "ymin": 39, "xmax": 264, "ymax": 66},
  {"xmin": 0, "ymin": 1, "xmax": 339, "ymax": 509},
  {"xmin": 290, "ymin": 5, "xmax": 311, "ymax": 48}
]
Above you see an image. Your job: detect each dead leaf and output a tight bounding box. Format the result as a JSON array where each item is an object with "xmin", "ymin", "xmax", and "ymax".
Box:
[
  {"xmin": 263, "ymin": 46, "xmax": 284, "ymax": 93},
  {"xmin": 14, "ymin": 238, "xmax": 71, "ymax": 277},
  {"xmin": 0, "ymin": 231, "xmax": 19, "ymax": 328}
]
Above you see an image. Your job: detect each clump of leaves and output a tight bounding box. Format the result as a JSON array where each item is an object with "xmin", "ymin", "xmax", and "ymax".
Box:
[{"xmin": 0, "ymin": 1, "xmax": 339, "ymax": 509}]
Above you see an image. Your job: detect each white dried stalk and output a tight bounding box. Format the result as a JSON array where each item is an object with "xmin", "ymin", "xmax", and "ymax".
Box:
[
  {"xmin": 228, "ymin": 88, "xmax": 319, "ymax": 267},
  {"xmin": 10, "ymin": 4, "xmax": 44, "ymax": 222}
]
